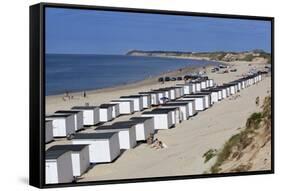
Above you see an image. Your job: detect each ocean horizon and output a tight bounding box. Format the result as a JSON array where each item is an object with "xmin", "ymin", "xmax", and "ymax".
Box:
[{"xmin": 45, "ymin": 54, "xmax": 219, "ymax": 96}]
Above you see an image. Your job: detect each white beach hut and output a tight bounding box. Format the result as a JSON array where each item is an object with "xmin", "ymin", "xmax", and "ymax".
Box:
[
  {"xmin": 240, "ymin": 80, "xmax": 246, "ymax": 89},
  {"xmin": 152, "ymin": 90, "xmax": 167, "ymax": 104},
  {"xmin": 45, "ymin": 120, "xmax": 53, "ymax": 143},
  {"xmin": 142, "ymin": 109, "xmax": 174, "ymax": 130},
  {"xmin": 72, "ymin": 132, "xmax": 120, "ymax": 163},
  {"xmin": 159, "ymin": 107, "xmax": 181, "ymax": 124},
  {"xmin": 210, "ymin": 87, "xmax": 224, "ymax": 100},
  {"xmin": 172, "ymin": 100, "xmax": 197, "ymax": 116},
  {"xmin": 178, "ymin": 86, "xmax": 185, "ymax": 97},
  {"xmin": 162, "ymin": 102, "xmax": 189, "ymax": 120},
  {"xmin": 156, "ymin": 89, "xmax": 171, "ymax": 100},
  {"xmin": 139, "ymin": 91, "xmax": 159, "ymax": 106},
  {"xmin": 173, "ymin": 87, "xmax": 182, "ymax": 98},
  {"xmin": 180, "ymin": 95, "xmax": 206, "ymax": 111},
  {"xmin": 195, "ymin": 82, "xmax": 202, "ymax": 92},
  {"xmin": 258, "ymin": 73, "xmax": 262, "ymax": 81},
  {"xmin": 130, "ymin": 117, "xmax": 155, "ymax": 141},
  {"xmin": 200, "ymin": 80, "xmax": 207, "ymax": 89},
  {"xmin": 222, "ymin": 85, "xmax": 231, "ymax": 97},
  {"xmin": 47, "ymin": 144, "xmax": 90, "ymax": 177},
  {"xmin": 120, "ymin": 96, "xmax": 143, "ymax": 111},
  {"xmin": 110, "ymin": 100, "xmax": 134, "ymax": 115},
  {"xmin": 225, "ymin": 84, "xmax": 236, "ymax": 95},
  {"xmin": 112, "ymin": 103, "xmax": 120, "ymax": 118},
  {"xmin": 193, "ymin": 92, "xmax": 212, "ymax": 108},
  {"xmin": 157, "ymin": 88, "xmax": 173, "ymax": 100},
  {"xmin": 208, "ymin": 79, "xmax": 214, "ymax": 87},
  {"xmin": 190, "ymin": 83, "xmax": 197, "ymax": 93},
  {"xmin": 45, "ymin": 150, "xmax": 73, "ymax": 184},
  {"xmin": 166, "ymin": 88, "xmax": 177, "ymax": 100},
  {"xmin": 220, "ymin": 87, "xmax": 228, "ymax": 98},
  {"xmin": 201, "ymin": 89, "xmax": 220, "ymax": 103},
  {"xmin": 177, "ymin": 84, "xmax": 192, "ymax": 95},
  {"xmin": 99, "ymin": 104, "xmax": 114, "ymax": 122},
  {"xmin": 140, "ymin": 94, "xmax": 151, "ymax": 108},
  {"xmin": 55, "ymin": 110, "xmax": 84, "ymax": 131},
  {"xmin": 71, "ymin": 106, "xmax": 100, "ymax": 126},
  {"xmin": 230, "ymin": 82, "xmax": 240, "ymax": 92},
  {"xmin": 231, "ymin": 81, "xmax": 241, "ymax": 91},
  {"xmin": 126, "ymin": 94, "xmax": 151, "ymax": 109},
  {"xmin": 46, "ymin": 114, "xmax": 76, "ymax": 137},
  {"xmin": 95, "ymin": 122, "xmax": 137, "ymax": 149}
]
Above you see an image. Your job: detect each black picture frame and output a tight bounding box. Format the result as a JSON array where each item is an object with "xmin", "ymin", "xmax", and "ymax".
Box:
[{"xmin": 29, "ymin": 2, "xmax": 275, "ymax": 189}]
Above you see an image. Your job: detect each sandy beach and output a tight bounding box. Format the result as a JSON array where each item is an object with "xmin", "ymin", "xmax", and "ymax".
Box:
[{"xmin": 46, "ymin": 59, "xmax": 271, "ymax": 181}]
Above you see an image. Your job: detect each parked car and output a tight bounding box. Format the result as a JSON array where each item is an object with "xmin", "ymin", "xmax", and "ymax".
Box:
[
  {"xmin": 177, "ymin": 76, "xmax": 183, "ymax": 81},
  {"xmin": 170, "ymin": 77, "xmax": 177, "ymax": 81},
  {"xmin": 158, "ymin": 77, "xmax": 164, "ymax": 82},
  {"xmin": 164, "ymin": 77, "xmax": 170, "ymax": 81}
]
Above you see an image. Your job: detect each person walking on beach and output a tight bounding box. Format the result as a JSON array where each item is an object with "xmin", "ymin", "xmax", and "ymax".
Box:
[{"xmin": 83, "ymin": 91, "xmax": 87, "ymax": 98}]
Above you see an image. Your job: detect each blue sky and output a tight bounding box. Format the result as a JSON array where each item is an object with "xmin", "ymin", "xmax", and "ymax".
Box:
[{"xmin": 45, "ymin": 7, "xmax": 271, "ymax": 54}]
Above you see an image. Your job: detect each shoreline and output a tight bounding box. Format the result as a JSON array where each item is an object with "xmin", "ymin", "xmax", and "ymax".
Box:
[{"xmin": 46, "ymin": 62, "xmax": 216, "ymax": 99}]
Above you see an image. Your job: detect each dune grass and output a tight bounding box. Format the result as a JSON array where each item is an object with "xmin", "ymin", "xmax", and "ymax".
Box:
[{"xmin": 210, "ymin": 96, "xmax": 271, "ymax": 173}]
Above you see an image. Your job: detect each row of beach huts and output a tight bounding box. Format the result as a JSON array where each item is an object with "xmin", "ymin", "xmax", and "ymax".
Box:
[{"xmin": 45, "ymin": 72, "xmax": 264, "ymax": 184}]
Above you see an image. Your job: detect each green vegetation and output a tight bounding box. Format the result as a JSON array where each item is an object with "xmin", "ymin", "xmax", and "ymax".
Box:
[
  {"xmin": 127, "ymin": 50, "xmax": 271, "ymax": 63},
  {"xmin": 202, "ymin": 149, "xmax": 217, "ymax": 163},
  {"xmin": 210, "ymin": 96, "xmax": 271, "ymax": 173},
  {"xmin": 246, "ymin": 112, "xmax": 262, "ymax": 129},
  {"xmin": 243, "ymin": 54, "xmax": 255, "ymax": 61}
]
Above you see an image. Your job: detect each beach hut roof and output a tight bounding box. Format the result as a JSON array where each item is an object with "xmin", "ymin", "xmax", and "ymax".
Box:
[
  {"xmin": 191, "ymin": 92, "xmax": 212, "ymax": 95},
  {"xmin": 72, "ymin": 106, "xmax": 99, "ymax": 110},
  {"xmin": 139, "ymin": 91, "xmax": 156, "ymax": 94},
  {"xmin": 120, "ymin": 95, "xmax": 143, "ymax": 98},
  {"xmin": 143, "ymin": 108, "xmax": 177, "ymax": 114},
  {"xmin": 47, "ymin": 144, "xmax": 89, "ymax": 152},
  {"xmin": 172, "ymin": 100, "xmax": 194, "ymax": 103},
  {"xmin": 99, "ymin": 104, "xmax": 117, "ymax": 108},
  {"xmin": 46, "ymin": 114, "xmax": 72, "ymax": 118},
  {"xmin": 72, "ymin": 132, "xmax": 116, "ymax": 140},
  {"xmin": 55, "ymin": 110, "xmax": 81, "ymax": 114},
  {"xmin": 182, "ymin": 95, "xmax": 205, "ymax": 98},
  {"xmin": 201, "ymin": 89, "xmax": 221, "ymax": 92},
  {"xmin": 96, "ymin": 122, "xmax": 136, "ymax": 130},
  {"xmin": 163, "ymin": 102, "xmax": 188, "ymax": 106},
  {"xmin": 46, "ymin": 150, "xmax": 69, "ymax": 160},
  {"xmin": 111, "ymin": 99, "xmax": 133, "ymax": 102},
  {"xmin": 130, "ymin": 117, "xmax": 154, "ymax": 122}
]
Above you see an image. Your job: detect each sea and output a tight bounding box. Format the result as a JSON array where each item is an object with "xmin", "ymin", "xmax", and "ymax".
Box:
[{"xmin": 46, "ymin": 54, "xmax": 219, "ymax": 96}]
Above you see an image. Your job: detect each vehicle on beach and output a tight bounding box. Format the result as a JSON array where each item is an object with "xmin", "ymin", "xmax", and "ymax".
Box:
[
  {"xmin": 158, "ymin": 77, "xmax": 164, "ymax": 82},
  {"xmin": 177, "ymin": 76, "xmax": 183, "ymax": 81},
  {"xmin": 164, "ymin": 77, "xmax": 170, "ymax": 81},
  {"xmin": 219, "ymin": 64, "xmax": 228, "ymax": 68}
]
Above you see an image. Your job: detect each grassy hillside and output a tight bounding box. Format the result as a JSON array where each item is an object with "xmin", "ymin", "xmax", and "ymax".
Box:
[
  {"xmin": 209, "ymin": 96, "xmax": 272, "ymax": 173},
  {"xmin": 126, "ymin": 50, "xmax": 271, "ymax": 64}
]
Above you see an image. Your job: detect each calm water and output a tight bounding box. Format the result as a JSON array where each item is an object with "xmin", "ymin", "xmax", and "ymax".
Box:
[{"xmin": 46, "ymin": 54, "xmax": 219, "ymax": 95}]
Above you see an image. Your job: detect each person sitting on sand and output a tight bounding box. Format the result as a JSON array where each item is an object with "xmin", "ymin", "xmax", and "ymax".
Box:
[
  {"xmin": 151, "ymin": 139, "xmax": 165, "ymax": 149},
  {"xmin": 151, "ymin": 138, "xmax": 159, "ymax": 148}
]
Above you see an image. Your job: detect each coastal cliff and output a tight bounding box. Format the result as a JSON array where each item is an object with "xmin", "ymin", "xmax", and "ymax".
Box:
[{"xmin": 126, "ymin": 50, "xmax": 271, "ymax": 64}]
